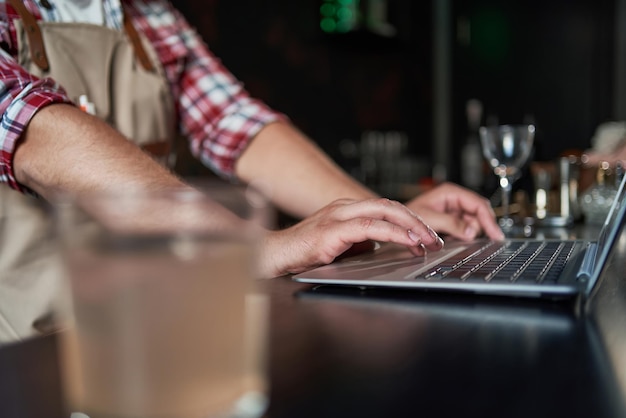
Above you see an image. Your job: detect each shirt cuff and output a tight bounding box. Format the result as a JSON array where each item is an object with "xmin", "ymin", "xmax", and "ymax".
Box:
[
  {"xmin": 196, "ymin": 102, "xmax": 289, "ymax": 179},
  {"xmin": 0, "ymin": 82, "xmax": 72, "ymax": 192}
]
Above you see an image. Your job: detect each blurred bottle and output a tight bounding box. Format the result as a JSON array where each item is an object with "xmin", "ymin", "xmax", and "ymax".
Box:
[
  {"xmin": 533, "ymin": 167, "xmax": 551, "ymax": 220},
  {"xmin": 461, "ymin": 99, "xmax": 484, "ymax": 192},
  {"xmin": 559, "ymin": 151, "xmax": 583, "ymax": 222},
  {"xmin": 558, "ymin": 154, "xmax": 582, "ymax": 221},
  {"xmin": 580, "ymin": 161, "xmax": 618, "ymax": 224},
  {"xmin": 615, "ymin": 161, "xmax": 625, "ymax": 187}
]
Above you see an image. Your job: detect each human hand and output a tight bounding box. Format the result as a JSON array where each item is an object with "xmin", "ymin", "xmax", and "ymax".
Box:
[
  {"xmin": 404, "ymin": 182, "xmax": 504, "ymax": 241},
  {"xmin": 257, "ymin": 198, "xmax": 444, "ymax": 278},
  {"xmin": 582, "ymin": 143, "xmax": 626, "ymax": 166}
]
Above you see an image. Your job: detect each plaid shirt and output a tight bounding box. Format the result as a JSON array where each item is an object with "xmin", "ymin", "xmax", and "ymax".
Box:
[{"xmin": 0, "ymin": 0, "xmax": 285, "ymax": 191}]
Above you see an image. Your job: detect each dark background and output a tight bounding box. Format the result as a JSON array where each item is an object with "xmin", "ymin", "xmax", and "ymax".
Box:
[{"xmin": 174, "ymin": 0, "xmax": 616, "ymax": 189}]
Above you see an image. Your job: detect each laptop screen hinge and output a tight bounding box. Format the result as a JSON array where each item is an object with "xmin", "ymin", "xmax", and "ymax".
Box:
[{"xmin": 577, "ymin": 242, "xmax": 598, "ymax": 280}]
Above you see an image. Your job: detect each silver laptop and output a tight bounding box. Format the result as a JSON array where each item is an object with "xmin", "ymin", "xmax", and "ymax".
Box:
[{"xmin": 293, "ymin": 174, "xmax": 626, "ymax": 302}]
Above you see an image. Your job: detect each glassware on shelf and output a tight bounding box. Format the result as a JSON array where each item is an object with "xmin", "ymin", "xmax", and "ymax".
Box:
[
  {"xmin": 579, "ymin": 161, "xmax": 619, "ymax": 225},
  {"xmin": 461, "ymin": 99, "xmax": 484, "ymax": 192},
  {"xmin": 479, "ymin": 124, "xmax": 536, "ymax": 231}
]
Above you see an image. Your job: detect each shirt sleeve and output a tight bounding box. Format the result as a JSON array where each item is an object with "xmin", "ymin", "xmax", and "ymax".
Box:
[
  {"xmin": 0, "ymin": 50, "xmax": 72, "ymax": 191},
  {"xmin": 131, "ymin": 2, "xmax": 288, "ymax": 180}
]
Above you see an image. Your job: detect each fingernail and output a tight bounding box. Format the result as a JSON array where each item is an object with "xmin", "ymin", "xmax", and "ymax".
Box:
[
  {"xmin": 408, "ymin": 230, "xmax": 421, "ymax": 243},
  {"xmin": 465, "ymin": 225, "xmax": 477, "ymax": 238},
  {"xmin": 427, "ymin": 226, "xmax": 439, "ymax": 241}
]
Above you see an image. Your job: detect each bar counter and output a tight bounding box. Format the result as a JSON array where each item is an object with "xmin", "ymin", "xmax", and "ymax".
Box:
[{"xmin": 1, "ymin": 225, "xmax": 625, "ymax": 418}]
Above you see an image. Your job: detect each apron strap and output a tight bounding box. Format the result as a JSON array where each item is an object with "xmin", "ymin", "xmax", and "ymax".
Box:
[
  {"xmin": 7, "ymin": 0, "xmax": 155, "ymax": 72},
  {"xmin": 7, "ymin": 0, "xmax": 49, "ymax": 70},
  {"xmin": 122, "ymin": 3, "xmax": 155, "ymax": 72}
]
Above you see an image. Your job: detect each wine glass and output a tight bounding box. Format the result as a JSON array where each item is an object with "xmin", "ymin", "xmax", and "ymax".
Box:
[{"xmin": 479, "ymin": 124, "xmax": 535, "ymax": 230}]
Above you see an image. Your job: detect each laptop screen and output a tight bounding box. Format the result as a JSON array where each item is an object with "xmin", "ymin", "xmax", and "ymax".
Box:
[{"xmin": 587, "ymin": 173, "xmax": 626, "ymax": 294}]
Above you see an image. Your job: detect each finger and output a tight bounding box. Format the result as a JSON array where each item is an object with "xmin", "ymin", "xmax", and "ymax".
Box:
[
  {"xmin": 407, "ymin": 183, "xmax": 503, "ymax": 240},
  {"xmin": 331, "ymin": 198, "xmax": 444, "ymax": 249},
  {"xmin": 582, "ymin": 152, "xmax": 624, "ymax": 166},
  {"xmin": 284, "ymin": 219, "xmax": 423, "ymax": 272},
  {"xmin": 582, "ymin": 153, "xmax": 603, "ymax": 165},
  {"xmin": 339, "ymin": 216, "xmax": 443, "ymax": 253},
  {"xmin": 446, "ymin": 189, "xmax": 504, "ymax": 240},
  {"xmin": 461, "ymin": 214, "xmax": 482, "ymax": 240},
  {"xmin": 472, "ymin": 202, "xmax": 505, "ymax": 240},
  {"xmin": 259, "ymin": 213, "xmax": 434, "ymax": 278},
  {"xmin": 414, "ymin": 208, "xmax": 478, "ymax": 241}
]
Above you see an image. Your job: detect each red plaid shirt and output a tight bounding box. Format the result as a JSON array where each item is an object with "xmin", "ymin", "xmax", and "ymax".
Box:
[{"xmin": 0, "ymin": 0, "xmax": 285, "ymax": 191}]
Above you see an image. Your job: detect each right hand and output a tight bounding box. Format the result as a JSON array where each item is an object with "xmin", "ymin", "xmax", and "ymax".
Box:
[
  {"xmin": 257, "ymin": 197, "xmax": 444, "ymax": 278},
  {"xmin": 583, "ymin": 143, "xmax": 626, "ymax": 166},
  {"xmin": 405, "ymin": 182, "xmax": 504, "ymax": 241}
]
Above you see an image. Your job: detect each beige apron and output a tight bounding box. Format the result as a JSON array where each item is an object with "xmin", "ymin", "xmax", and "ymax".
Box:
[{"xmin": 0, "ymin": 0, "xmax": 175, "ymax": 342}]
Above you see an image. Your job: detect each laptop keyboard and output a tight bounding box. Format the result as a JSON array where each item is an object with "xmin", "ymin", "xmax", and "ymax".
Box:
[{"xmin": 420, "ymin": 241, "xmax": 576, "ymax": 284}]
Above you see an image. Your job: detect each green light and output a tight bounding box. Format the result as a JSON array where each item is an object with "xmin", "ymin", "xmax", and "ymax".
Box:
[
  {"xmin": 320, "ymin": 3, "xmax": 335, "ymax": 17},
  {"xmin": 320, "ymin": 18, "xmax": 337, "ymax": 33},
  {"xmin": 336, "ymin": 6, "xmax": 352, "ymax": 20},
  {"xmin": 320, "ymin": 0, "xmax": 359, "ymax": 34},
  {"xmin": 336, "ymin": 20, "xmax": 352, "ymax": 32}
]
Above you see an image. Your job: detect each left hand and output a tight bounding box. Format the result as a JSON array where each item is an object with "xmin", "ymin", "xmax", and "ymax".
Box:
[{"xmin": 405, "ymin": 182, "xmax": 504, "ymax": 241}]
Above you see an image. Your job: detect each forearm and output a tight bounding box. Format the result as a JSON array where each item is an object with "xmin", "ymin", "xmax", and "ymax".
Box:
[
  {"xmin": 235, "ymin": 122, "xmax": 376, "ymax": 218},
  {"xmin": 14, "ymin": 104, "xmax": 184, "ymax": 200}
]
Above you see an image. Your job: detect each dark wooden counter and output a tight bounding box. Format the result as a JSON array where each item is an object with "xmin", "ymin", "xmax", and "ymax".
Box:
[{"xmin": 2, "ymin": 226, "xmax": 625, "ymax": 418}]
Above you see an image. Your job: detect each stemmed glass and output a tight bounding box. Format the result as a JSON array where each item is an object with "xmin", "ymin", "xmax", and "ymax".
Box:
[{"xmin": 479, "ymin": 124, "xmax": 535, "ymax": 230}]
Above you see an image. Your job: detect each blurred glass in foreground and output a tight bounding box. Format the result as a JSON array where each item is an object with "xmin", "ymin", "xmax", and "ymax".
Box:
[{"xmin": 55, "ymin": 181, "xmax": 272, "ymax": 418}]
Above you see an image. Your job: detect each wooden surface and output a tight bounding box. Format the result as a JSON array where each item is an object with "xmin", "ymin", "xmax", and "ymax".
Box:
[{"xmin": 1, "ymin": 226, "xmax": 625, "ymax": 418}]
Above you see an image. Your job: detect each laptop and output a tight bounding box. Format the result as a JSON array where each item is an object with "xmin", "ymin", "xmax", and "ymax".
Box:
[{"xmin": 293, "ymin": 174, "xmax": 626, "ymax": 303}]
